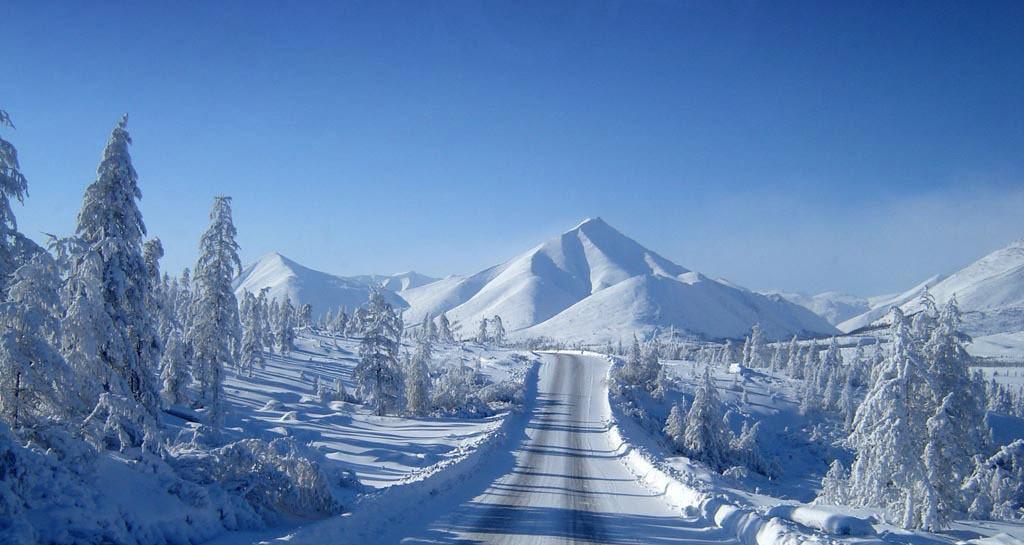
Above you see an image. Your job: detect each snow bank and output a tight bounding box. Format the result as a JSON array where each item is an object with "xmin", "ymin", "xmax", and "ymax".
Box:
[
  {"xmin": 602, "ymin": 353, "xmax": 844, "ymax": 545},
  {"xmin": 765, "ymin": 505, "xmax": 875, "ymax": 536}
]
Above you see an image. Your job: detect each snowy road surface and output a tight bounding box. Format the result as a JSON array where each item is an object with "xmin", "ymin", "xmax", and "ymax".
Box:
[{"xmin": 399, "ymin": 353, "xmax": 737, "ymax": 544}]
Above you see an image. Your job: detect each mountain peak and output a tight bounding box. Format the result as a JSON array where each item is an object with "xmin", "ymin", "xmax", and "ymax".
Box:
[{"xmin": 570, "ymin": 216, "xmax": 610, "ymax": 232}]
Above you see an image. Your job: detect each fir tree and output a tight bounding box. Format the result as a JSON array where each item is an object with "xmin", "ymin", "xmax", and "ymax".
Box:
[
  {"xmin": 404, "ymin": 338, "xmax": 432, "ymax": 416},
  {"xmin": 75, "ymin": 115, "xmax": 160, "ymax": 414},
  {"xmin": 683, "ymin": 367, "xmax": 730, "ymax": 471},
  {"xmin": 187, "ymin": 196, "xmax": 242, "ymax": 428},
  {"xmin": 354, "ymin": 290, "xmax": 403, "ymax": 415},
  {"xmin": 0, "ymin": 254, "xmax": 76, "ymax": 428},
  {"xmin": 277, "ymin": 297, "xmax": 295, "ymax": 353},
  {"xmin": 159, "ymin": 329, "xmax": 188, "ymax": 407}
]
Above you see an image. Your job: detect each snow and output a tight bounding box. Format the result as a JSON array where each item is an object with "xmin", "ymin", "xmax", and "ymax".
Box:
[
  {"xmin": 401, "ymin": 218, "xmax": 838, "ymax": 344},
  {"xmin": 233, "ymin": 252, "xmax": 409, "ymax": 319},
  {"xmin": 837, "ymin": 274, "xmax": 945, "ymax": 333},
  {"xmin": 764, "ymin": 291, "xmax": 871, "ymax": 326},
  {"xmin": 840, "ymin": 239, "xmax": 1024, "ymax": 336}
]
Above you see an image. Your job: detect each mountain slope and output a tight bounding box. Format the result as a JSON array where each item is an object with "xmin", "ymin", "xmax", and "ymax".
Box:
[
  {"xmin": 234, "ymin": 253, "xmax": 408, "ymax": 317},
  {"xmin": 401, "ymin": 218, "xmax": 837, "ymax": 342},
  {"xmin": 838, "ymin": 239, "xmax": 1024, "ymax": 335},
  {"xmin": 764, "ymin": 291, "xmax": 871, "ymax": 326},
  {"xmin": 836, "ymin": 274, "xmax": 945, "ymax": 333}
]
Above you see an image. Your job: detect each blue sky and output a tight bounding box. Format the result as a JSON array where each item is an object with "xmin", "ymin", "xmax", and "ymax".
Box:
[{"xmin": 3, "ymin": 1, "xmax": 1022, "ymax": 296}]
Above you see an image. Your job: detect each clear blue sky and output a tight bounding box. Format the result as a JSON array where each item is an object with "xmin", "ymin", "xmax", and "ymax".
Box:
[{"xmin": 3, "ymin": 1, "xmax": 1022, "ymax": 296}]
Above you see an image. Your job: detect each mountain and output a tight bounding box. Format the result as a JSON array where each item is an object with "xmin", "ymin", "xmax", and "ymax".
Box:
[
  {"xmin": 836, "ymin": 275, "xmax": 945, "ymax": 333},
  {"xmin": 838, "ymin": 238, "xmax": 1024, "ymax": 335},
  {"xmin": 349, "ymin": 271, "xmax": 440, "ymax": 292},
  {"xmin": 399, "ymin": 218, "xmax": 838, "ymax": 343},
  {"xmin": 764, "ymin": 291, "xmax": 871, "ymax": 326},
  {"xmin": 234, "ymin": 252, "xmax": 409, "ymax": 317}
]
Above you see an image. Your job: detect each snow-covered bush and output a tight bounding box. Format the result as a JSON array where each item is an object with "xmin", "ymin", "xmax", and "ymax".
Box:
[
  {"xmin": 431, "ymin": 364, "xmax": 489, "ymax": 416},
  {"xmin": 171, "ymin": 437, "xmax": 347, "ymax": 521},
  {"xmin": 964, "ymin": 439, "xmax": 1024, "ymax": 521},
  {"xmin": 82, "ymin": 392, "xmax": 161, "ymax": 456}
]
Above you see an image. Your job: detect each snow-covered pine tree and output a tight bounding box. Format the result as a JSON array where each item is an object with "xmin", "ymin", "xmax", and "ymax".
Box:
[
  {"xmin": 354, "ymin": 290, "xmax": 403, "ymax": 415},
  {"xmin": 768, "ymin": 343, "xmax": 782, "ymax": 375},
  {"xmin": 437, "ymin": 312, "xmax": 454, "ymax": 344},
  {"xmin": 683, "ymin": 366, "xmax": 730, "ymax": 471},
  {"xmin": 476, "ymin": 317, "xmax": 489, "ymax": 345},
  {"xmin": 922, "ymin": 297, "xmax": 989, "ymax": 513},
  {"xmin": 817, "ymin": 460, "xmax": 849, "ymax": 505},
  {"xmin": 159, "ymin": 329, "xmax": 188, "ymax": 407},
  {"xmin": 663, "ymin": 401, "xmax": 688, "ymax": 451},
  {"xmin": 187, "ymin": 196, "xmax": 242, "ymax": 429},
  {"xmin": 333, "ymin": 305, "xmax": 348, "ymax": 337},
  {"xmin": 239, "ymin": 291, "xmax": 265, "ymax": 377},
  {"xmin": 53, "ymin": 237, "xmax": 113, "ymax": 408},
  {"xmin": 0, "ymin": 254, "xmax": 77, "ymax": 428},
  {"xmin": 747, "ymin": 323, "xmax": 765, "ymax": 368},
  {"xmin": 0, "ymin": 109, "xmax": 41, "ymax": 298},
  {"xmin": 75, "ymin": 115, "xmax": 160, "ymax": 414},
  {"xmin": 404, "ymin": 338, "xmax": 432, "ymax": 416},
  {"xmin": 784, "ymin": 335, "xmax": 799, "ymax": 375},
  {"xmin": 491, "ymin": 315, "xmax": 506, "ymax": 346},
  {"xmin": 297, "ymin": 303, "xmax": 313, "ymax": 329},
  {"xmin": 277, "ymin": 297, "xmax": 295, "ymax": 353},
  {"xmin": 257, "ymin": 288, "xmax": 273, "ymax": 350},
  {"xmin": 846, "ymin": 307, "xmax": 939, "ymax": 529}
]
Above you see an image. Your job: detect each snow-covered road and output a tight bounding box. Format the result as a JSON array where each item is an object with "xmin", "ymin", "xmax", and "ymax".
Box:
[{"xmin": 400, "ymin": 353, "xmax": 737, "ymax": 544}]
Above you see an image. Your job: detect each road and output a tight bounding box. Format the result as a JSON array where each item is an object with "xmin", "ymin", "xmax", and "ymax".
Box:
[{"xmin": 400, "ymin": 352, "xmax": 737, "ymax": 545}]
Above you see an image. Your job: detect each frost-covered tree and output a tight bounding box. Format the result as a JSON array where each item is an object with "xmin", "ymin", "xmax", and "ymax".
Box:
[
  {"xmin": 491, "ymin": 315, "xmax": 506, "ymax": 346},
  {"xmin": 239, "ymin": 291, "xmax": 265, "ymax": 377},
  {"xmin": 437, "ymin": 312, "xmax": 454, "ymax": 344},
  {"xmin": 0, "ymin": 109, "xmax": 41, "ymax": 298},
  {"xmin": 732, "ymin": 421, "xmax": 773, "ymax": 477},
  {"xmin": 922, "ymin": 298, "xmax": 989, "ymax": 506},
  {"xmin": 476, "ymin": 317, "xmax": 489, "ymax": 344},
  {"xmin": 817, "ymin": 460, "xmax": 849, "ymax": 505},
  {"xmin": 159, "ymin": 329, "xmax": 188, "ymax": 407},
  {"xmin": 768, "ymin": 343, "xmax": 782, "ymax": 374},
  {"xmin": 75, "ymin": 115, "xmax": 160, "ymax": 414},
  {"xmin": 683, "ymin": 367, "xmax": 730, "ymax": 471},
  {"xmin": 333, "ymin": 305, "xmax": 348, "ymax": 337},
  {"xmin": 54, "ymin": 238, "xmax": 112, "ymax": 407},
  {"xmin": 846, "ymin": 308, "xmax": 939, "ymax": 529},
  {"xmin": 297, "ymin": 303, "xmax": 313, "ymax": 329},
  {"xmin": 187, "ymin": 196, "xmax": 242, "ymax": 428},
  {"xmin": 256, "ymin": 288, "xmax": 273, "ymax": 349},
  {"xmin": 964, "ymin": 439, "xmax": 1024, "ymax": 521},
  {"xmin": 404, "ymin": 338, "xmax": 432, "ymax": 416},
  {"xmin": 0, "ymin": 254, "xmax": 76, "ymax": 428},
  {"xmin": 663, "ymin": 400, "xmax": 688, "ymax": 451},
  {"xmin": 277, "ymin": 297, "xmax": 296, "ymax": 354},
  {"xmin": 784, "ymin": 335, "xmax": 799, "ymax": 374},
  {"xmin": 745, "ymin": 323, "xmax": 765, "ymax": 368},
  {"xmin": 354, "ymin": 290, "xmax": 403, "ymax": 415}
]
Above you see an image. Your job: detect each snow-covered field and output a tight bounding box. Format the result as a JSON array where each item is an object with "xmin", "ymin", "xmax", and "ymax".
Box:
[{"xmin": 213, "ymin": 332, "xmax": 534, "ymax": 489}]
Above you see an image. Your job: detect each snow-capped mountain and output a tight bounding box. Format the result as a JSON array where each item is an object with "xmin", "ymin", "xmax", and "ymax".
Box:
[
  {"xmin": 838, "ymin": 238, "xmax": 1024, "ymax": 335},
  {"xmin": 234, "ymin": 252, "xmax": 409, "ymax": 317},
  {"xmin": 399, "ymin": 218, "xmax": 838, "ymax": 343},
  {"xmin": 763, "ymin": 291, "xmax": 871, "ymax": 326},
  {"xmin": 836, "ymin": 275, "xmax": 945, "ymax": 333},
  {"xmin": 349, "ymin": 271, "xmax": 439, "ymax": 292}
]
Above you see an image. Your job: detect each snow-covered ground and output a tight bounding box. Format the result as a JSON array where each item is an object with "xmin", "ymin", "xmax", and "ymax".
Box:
[
  {"xmin": 607, "ymin": 347, "xmax": 1024, "ymax": 545},
  {"xmin": 211, "ymin": 332, "xmax": 534, "ymax": 489}
]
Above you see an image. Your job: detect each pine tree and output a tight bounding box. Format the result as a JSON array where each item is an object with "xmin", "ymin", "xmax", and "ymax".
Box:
[
  {"xmin": 437, "ymin": 312, "xmax": 454, "ymax": 343},
  {"xmin": 491, "ymin": 315, "xmax": 506, "ymax": 346},
  {"xmin": 784, "ymin": 335, "xmax": 799, "ymax": 375},
  {"xmin": 817, "ymin": 460, "xmax": 849, "ymax": 505},
  {"xmin": 277, "ymin": 297, "xmax": 295, "ymax": 353},
  {"xmin": 404, "ymin": 338, "xmax": 432, "ymax": 416},
  {"xmin": 354, "ymin": 290, "xmax": 403, "ymax": 415},
  {"xmin": 187, "ymin": 196, "xmax": 242, "ymax": 428},
  {"xmin": 75, "ymin": 115, "xmax": 160, "ymax": 414},
  {"xmin": 159, "ymin": 329, "xmax": 188, "ymax": 407},
  {"xmin": 476, "ymin": 317, "xmax": 489, "ymax": 344},
  {"xmin": 0, "ymin": 109, "xmax": 39, "ymax": 298},
  {"xmin": 747, "ymin": 323, "xmax": 765, "ymax": 368},
  {"xmin": 683, "ymin": 367, "xmax": 730, "ymax": 471},
  {"xmin": 663, "ymin": 401, "xmax": 687, "ymax": 451},
  {"xmin": 239, "ymin": 291, "xmax": 265, "ymax": 377},
  {"xmin": 846, "ymin": 308, "xmax": 937, "ymax": 529},
  {"xmin": 55, "ymin": 238, "xmax": 113, "ymax": 407},
  {"xmin": 0, "ymin": 254, "xmax": 76, "ymax": 428}
]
